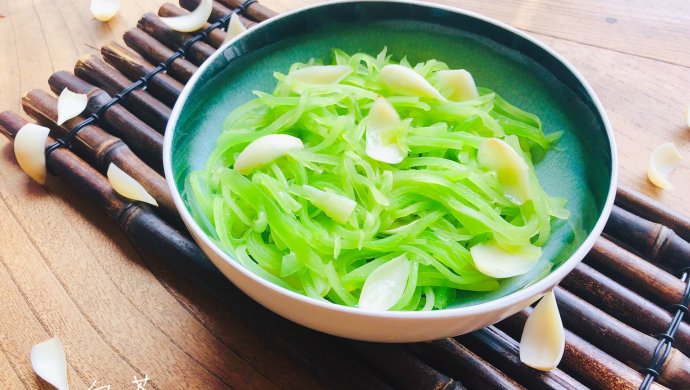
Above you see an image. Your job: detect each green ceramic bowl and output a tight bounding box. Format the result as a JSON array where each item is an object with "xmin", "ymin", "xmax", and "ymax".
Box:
[{"xmin": 164, "ymin": 0, "xmax": 616, "ymax": 341}]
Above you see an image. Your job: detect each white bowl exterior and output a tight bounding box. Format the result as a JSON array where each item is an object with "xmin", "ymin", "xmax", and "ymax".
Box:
[{"xmin": 165, "ymin": 0, "xmax": 618, "ymax": 342}]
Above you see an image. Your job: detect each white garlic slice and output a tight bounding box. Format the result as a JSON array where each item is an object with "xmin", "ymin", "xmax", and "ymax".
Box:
[
  {"xmin": 159, "ymin": 0, "xmax": 212, "ymax": 32},
  {"xmin": 520, "ymin": 291, "xmax": 565, "ymax": 371},
  {"xmin": 303, "ymin": 185, "xmax": 356, "ymax": 224},
  {"xmin": 56, "ymin": 88, "xmax": 88, "ymax": 126},
  {"xmin": 222, "ymin": 13, "xmax": 247, "ymax": 44},
  {"xmin": 478, "ymin": 138, "xmax": 531, "ymax": 204},
  {"xmin": 107, "ymin": 163, "xmax": 158, "ymax": 206},
  {"xmin": 289, "ymin": 65, "xmax": 352, "ymax": 85},
  {"xmin": 435, "ymin": 69, "xmax": 479, "ymax": 101},
  {"xmin": 365, "ymin": 97, "xmax": 407, "ymax": 164},
  {"xmin": 234, "ymin": 134, "xmax": 304, "ymax": 175},
  {"xmin": 379, "ymin": 64, "xmax": 444, "ymax": 100},
  {"xmin": 647, "ymin": 142, "xmax": 684, "ymax": 189},
  {"xmin": 359, "ymin": 254, "xmax": 410, "ymax": 311},
  {"xmin": 470, "ymin": 240, "xmax": 542, "ymax": 278},
  {"xmin": 90, "ymin": 0, "xmax": 121, "ymax": 22},
  {"xmin": 31, "ymin": 337, "xmax": 69, "ymax": 390},
  {"xmin": 14, "ymin": 124, "xmax": 50, "ymax": 184}
]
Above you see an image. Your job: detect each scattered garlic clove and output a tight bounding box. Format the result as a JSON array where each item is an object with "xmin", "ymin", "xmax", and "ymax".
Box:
[
  {"xmin": 31, "ymin": 337, "xmax": 69, "ymax": 390},
  {"xmin": 107, "ymin": 163, "xmax": 158, "ymax": 206},
  {"xmin": 56, "ymin": 88, "xmax": 88, "ymax": 126},
  {"xmin": 647, "ymin": 142, "xmax": 684, "ymax": 189},
  {"xmin": 359, "ymin": 254, "xmax": 410, "ymax": 311},
  {"xmin": 478, "ymin": 138, "xmax": 531, "ymax": 204},
  {"xmin": 14, "ymin": 124, "xmax": 50, "ymax": 184},
  {"xmin": 289, "ymin": 65, "xmax": 353, "ymax": 85},
  {"xmin": 435, "ymin": 69, "xmax": 479, "ymax": 101},
  {"xmin": 159, "ymin": 0, "xmax": 212, "ymax": 32},
  {"xmin": 90, "ymin": 0, "xmax": 121, "ymax": 22},
  {"xmin": 520, "ymin": 291, "xmax": 565, "ymax": 371},
  {"xmin": 234, "ymin": 134, "xmax": 304, "ymax": 175},
  {"xmin": 365, "ymin": 97, "xmax": 407, "ymax": 164},
  {"xmin": 222, "ymin": 13, "xmax": 247, "ymax": 44},
  {"xmin": 303, "ymin": 185, "xmax": 357, "ymax": 224},
  {"xmin": 470, "ymin": 240, "xmax": 542, "ymax": 278},
  {"xmin": 379, "ymin": 64, "xmax": 444, "ymax": 100}
]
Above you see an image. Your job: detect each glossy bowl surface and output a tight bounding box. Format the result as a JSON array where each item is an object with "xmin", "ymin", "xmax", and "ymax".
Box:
[{"xmin": 164, "ymin": 0, "xmax": 617, "ymax": 342}]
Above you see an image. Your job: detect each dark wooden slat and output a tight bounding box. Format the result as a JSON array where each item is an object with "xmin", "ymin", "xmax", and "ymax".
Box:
[
  {"xmin": 180, "ymin": 0, "xmax": 257, "ymax": 27},
  {"xmin": 159, "ymin": 3, "xmax": 226, "ymax": 48},
  {"xmin": 137, "ymin": 12, "xmax": 215, "ymax": 66},
  {"xmin": 216, "ymin": 0, "xmax": 277, "ymax": 21},
  {"xmin": 123, "ymin": 27, "xmax": 198, "ymax": 82},
  {"xmin": 616, "ymin": 185, "xmax": 690, "ymax": 243}
]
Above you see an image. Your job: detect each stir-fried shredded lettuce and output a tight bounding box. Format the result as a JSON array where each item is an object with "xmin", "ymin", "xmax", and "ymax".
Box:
[{"xmin": 188, "ymin": 48, "xmax": 569, "ymax": 310}]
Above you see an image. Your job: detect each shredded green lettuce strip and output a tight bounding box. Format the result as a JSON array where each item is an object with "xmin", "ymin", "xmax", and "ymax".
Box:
[{"xmin": 186, "ymin": 48, "xmax": 569, "ymax": 310}]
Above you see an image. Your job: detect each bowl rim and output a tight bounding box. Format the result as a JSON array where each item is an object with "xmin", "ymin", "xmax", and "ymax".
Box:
[{"xmin": 163, "ymin": 0, "xmax": 618, "ymax": 320}]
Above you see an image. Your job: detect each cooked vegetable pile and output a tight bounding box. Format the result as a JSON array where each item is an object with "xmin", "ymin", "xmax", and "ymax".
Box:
[{"xmin": 187, "ymin": 49, "xmax": 569, "ymax": 311}]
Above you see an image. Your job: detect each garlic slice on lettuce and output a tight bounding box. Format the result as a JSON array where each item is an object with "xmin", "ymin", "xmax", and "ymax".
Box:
[
  {"xmin": 478, "ymin": 138, "xmax": 531, "ymax": 204},
  {"xmin": 160, "ymin": 0, "xmax": 212, "ymax": 32},
  {"xmin": 359, "ymin": 254, "xmax": 410, "ymax": 311},
  {"xmin": 379, "ymin": 64, "xmax": 444, "ymax": 100},
  {"xmin": 234, "ymin": 134, "xmax": 304, "ymax": 174},
  {"xmin": 289, "ymin": 65, "xmax": 352, "ymax": 85},
  {"xmin": 107, "ymin": 163, "xmax": 158, "ymax": 206},
  {"xmin": 435, "ymin": 69, "xmax": 479, "ymax": 101},
  {"xmin": 365, "ymin": 97, "xmax": 407, "ymax": 164},
  {"xmin": 90, "ymin": 0, "xmax": 121, "ymax": 22},
  {"xmin": 470, "ymin": 240, "xmax": 542, "ymax": 278},
  {"xmin": 222, "ymin": 13, "xmax": 247, "ymax": 44},
  {"xmin": 31, "ymin": 337, "xmax": 69, "ymax": 390},
  {"xmin": 520, "ymin": 291, "xmax": 565, "ymax": 371},
  {"xmin": 647, "ymin": 142, "xmax": 683, "ymax": 189},
  {"xmin": 14, "ymin": 124, "xmax": 50, "ymax": 184},
  {"xmin": 56, "ymin": 88, "xmax": 88, "ymax": 126},
  {"xmin": 303, "ymin": 185, "xmax": 357, "ymax": 224}
]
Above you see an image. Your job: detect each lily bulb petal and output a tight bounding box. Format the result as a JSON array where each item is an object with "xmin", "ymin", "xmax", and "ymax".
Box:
[
  {"xmin": 435, "ymin": 69, "xmax": 479, "ymax": 101},
  {"xmin": 359, "ymin": 254, "xmax": 410, "ymax": 311},
  {"xmin": 303, "ymin": 185, "xmax": 357, "ymax": 224},
  {"xmin": 222, "ymin": 13, "xmax": 247, "ymax": 44},
  {"xmin": 289, "ymin": 65, "xmax": 352, "ymax": 85},
  {"xmin": 470, "ymin": 240, "xmax": 542, "ymax": 278},
  {"xmin": 234, "ymin": 134, "xmax": 304, "ymax": 175},
  {"xmin": 647, "ymin": 142, "xmax": 683, "ymax": 189},
  {"xmin": 379, "ymin": 64, "xmax": 444, "ymax": 100},
  {"xmin": 520, "ymin": 291, "xmax": 565, "ymax": 371},
  {"xmin": 478, "ymin": 138, "xmax": 531, "ymax": 204},
  {"xmin": 14, "ymin": 124, "xmax": 50, "ymax": 184},
  {"xmin": 107, "ymin": 163, "xmax": 158, "ymax": 206},
  {"xmin": 365, "ymin": 97, "xmax": 406, "ymax": 164},
  {"xmin": 31, "ymin": 337, "xmax": 69, "ymax": 390},
  {"xmin": 90, "ymin": 0, "xmax": 121, "ymax": 22},
  {"xmin": 160, "ymin": 0, "xmax": 212, "ymax": 32},
  {"xmin": 56, "ymin": 88, "xmax": 88, "ymax": 126}
]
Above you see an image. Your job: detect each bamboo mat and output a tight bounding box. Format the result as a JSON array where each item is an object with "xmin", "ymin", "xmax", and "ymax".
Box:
[{"xmin": 1, "ymin": 1, "xmax": 689, "ymax": 389}]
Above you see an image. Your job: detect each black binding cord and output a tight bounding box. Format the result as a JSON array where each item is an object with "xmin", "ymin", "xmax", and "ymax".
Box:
[{"xmin": 44, "ymin": 0, "xmax": 257, "ymax": 165}]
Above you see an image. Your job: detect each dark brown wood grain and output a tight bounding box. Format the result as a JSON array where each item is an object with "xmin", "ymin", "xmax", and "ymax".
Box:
[
  {"xmin": 123, "ymin": 27, "xmax": 199, "ymax": 82},
  {"xmin": 47, "ymin": 71, "xmax": 164, "ymax": 173},
  {"xmin": 158, "ymin": 3, "xmax": 227, "ymax": 48},
  {"xmin": 217, "ymin": 0, "xmax": 278, "ymax": 21},
  {"xmin": 138, "ymin": 12, "xmax": 216, "ymax": 65},
  {"xmin": 616, "ymin": 185, "xmax": 690, "ymax": 243},
  {"xmin": 180, "ymin": 0, "xmax": 257, "ymax": 27}
]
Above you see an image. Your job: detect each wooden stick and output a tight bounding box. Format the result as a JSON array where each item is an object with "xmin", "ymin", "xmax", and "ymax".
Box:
[
  {"xmin": 562, "ymin": 262, "xmax": 690, "ymax": 355},
  {"xmin": 0, "ymin": 112, "xmax": 395, "ymax": 390},
  {"xmin": 216, "ymin": 0, "xmax": 277, "ymax": 21},
  {"xmin": 20, "ymin": 90, "xmax": 182, "ymax": 228},
  {"xmin": 101, "ymin": 42, "xmax": 183, "ymax": 107},
  {"xmin": 497, "ymin": 308, "xmax": 667, "ymax": 390},
  {"xmin": 587, "ymin": 237, "xmax": 686, "ymax": 308},
  {"xmin": 159, "ymin": 3, "xmax": 226, "ymax": 48},
  {"xmin": 409, "ymin": 339, "xmax": 525, "ymax": 389},
  {"xmin": 47, "ymin": 71, "xmax": 164, "ymax": 173},
  {"xmin": 180, "ymin": 0, "xmax": 257, "ymax": 27},
  {"xmin": 457, "ymin": 327, "xmax": 586, "ymax": 389},
  {"xmin": 616, "ymin": 185, "xmax": 690, "ymax": 243},
  {"xmin": 605, "ymin": 205, "xmax": 690, "ymax": 272},
  {"xmin": 123, "ymin": 28, "xmax": 198, "ymax": 83},
  {"xmin": 74, "ymin": 55, "xmax": 171, "ymax": 133},
  {"xmin": 552, "ymin": 287, "xmax": 690, "ymax": 389},
  {"xmin": 138, "ymin": 12, "xmax": 215, "ymax": 66}
]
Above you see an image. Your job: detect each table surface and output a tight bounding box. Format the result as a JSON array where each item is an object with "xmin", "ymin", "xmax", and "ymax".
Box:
[{"xmin": 1, "ymin": 0, "xmax": 689, "ymax": 388}]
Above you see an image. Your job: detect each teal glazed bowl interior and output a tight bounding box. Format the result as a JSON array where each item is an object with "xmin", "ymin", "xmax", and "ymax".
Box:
[{"xmin": 164, "ymin": 0, "xmax": 616, "ymax": 342}]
